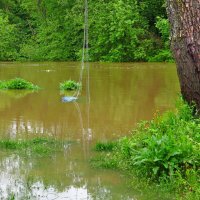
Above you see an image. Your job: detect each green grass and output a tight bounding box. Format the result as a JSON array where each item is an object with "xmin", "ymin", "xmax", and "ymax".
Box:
[
  {"xmin": 8, "ymin": 193, "xmax": 15, "ymax": 200},
  {"xmin": 0, "ymin": 137, "xmax": 71, "ymax": 157},
  {"xmin": 94, "ymin": 141, "xmax": 117, "ymax": 152},
  {"xmin": 0, "ymin": 78, "xmax": 40, "ymax": 90},
  {"xmin": 91, "ymin": 98, "xmax": 200, "ymax": 199},
  {"xmin": 60, "ymin": 80, "xmax": 81, "ymax": 91}
]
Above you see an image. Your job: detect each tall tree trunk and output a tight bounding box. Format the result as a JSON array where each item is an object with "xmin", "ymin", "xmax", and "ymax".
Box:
[{"xmin": 167, "ymin": 0, "xmax": 200, "ymax": 110}]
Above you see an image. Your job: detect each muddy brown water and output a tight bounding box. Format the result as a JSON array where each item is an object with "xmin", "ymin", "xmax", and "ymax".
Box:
[{"xmin": 0, "ymin": 62, "xmax": 179, "ymax": 199}]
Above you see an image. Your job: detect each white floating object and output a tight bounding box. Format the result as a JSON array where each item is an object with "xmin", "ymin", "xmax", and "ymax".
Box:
[{"xmin": 62, "ymin": 96, "xmax": 78, "ymax": 102}]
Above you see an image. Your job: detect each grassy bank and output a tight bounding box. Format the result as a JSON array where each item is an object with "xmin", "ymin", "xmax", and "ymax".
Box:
[{"xmin": 91, "ymin": 99, "xmax": 200, "ymax": 199}]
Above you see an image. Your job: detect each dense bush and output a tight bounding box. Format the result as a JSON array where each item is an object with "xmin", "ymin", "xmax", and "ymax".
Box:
[
  {"xmin": 89, "ymin": 0, "xmax": 155, "ymax": 62},
  {"xmin": 0, "ymin": 12, "xmax": 19, "ymax": 61},
  {"xmin": 92, "ymin": 99, "xmax": 200, "ymax": 198},
  {"xmin": 148, "ymin": 17, "xmax": 173, "ymax": 62}
]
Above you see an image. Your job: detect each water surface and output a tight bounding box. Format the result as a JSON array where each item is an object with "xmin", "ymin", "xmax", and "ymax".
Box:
[{"xmin": 0, "ymin": 62, "xmax": 179, "ymax": 199}]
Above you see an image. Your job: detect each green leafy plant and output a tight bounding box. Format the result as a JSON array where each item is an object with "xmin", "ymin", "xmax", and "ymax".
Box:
[
  {"xmin": 148, "ymin": 17, "xmax": 173, "ymax": 62},
  {"xmin": 123, "ymin": 101, "xmax": 199, "ymax": 179},
  {"xmin": 0, "ymin": 12, "xmax": 19, "ymax": 61},
  {"xmin": 60, "ymin": 80, "xmax": 81, "ymax": 91},
  {"xmin": 0, "ymin": 78, "xmax": 40, "ymax": 90},
  {"xmin": 91, "ymin": 98, "xmax": 200, "ymax": 198}
]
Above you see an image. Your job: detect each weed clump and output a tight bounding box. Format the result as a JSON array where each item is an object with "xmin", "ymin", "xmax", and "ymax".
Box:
[
  {"xmin": 0, "ymin": 137, "xmax": 71, "ymax": 157},
  {"xmin": 95, "ymin": 141, "xmax": 117, "ymax": 152},
  {"xmin": 60, "ymin": 80, "xmax": 81, "ymax": 91},
  {"xmin": 92, "ymin": 99, "xmax": 200, "ymax": 198},
  {"xmin": 0, "ymin": 78, "xmax": 40, "ymax": 90}
]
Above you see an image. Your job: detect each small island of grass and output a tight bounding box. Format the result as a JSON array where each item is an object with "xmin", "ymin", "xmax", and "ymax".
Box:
[
  {"xmin": 60, "ymin": 80, "xmax": 81, "ymax": 91},
  {"xmin": 0, "ymin": 78, "xmax": 40, "ymax": 90},
  {"xmin": 0, "ymin": 137, "xmax": 72, "ymax": 157}
]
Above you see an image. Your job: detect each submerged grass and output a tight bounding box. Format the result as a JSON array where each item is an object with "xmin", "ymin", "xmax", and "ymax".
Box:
[
  {"xmin": 91, "ymin": 98, "xmax": 200, "ymax": 199},
  {"xmin": 0, "ymin": 137, "xmax": 71, "ymax": 157},
  {"xmin": 60, "ymin": 80, "xmax": 81, "ymax": 91},
  {"xmin": 94, "ymin": 141, "xmax": 117, "ymax": 152},
  {"xmin": 0, "ymin": 78, "xmax": 40, "ymax": 90}
]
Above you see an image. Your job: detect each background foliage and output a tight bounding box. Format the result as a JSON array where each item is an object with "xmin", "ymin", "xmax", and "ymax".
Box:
[{"xmin": 0, "ymin": 0, "xmax": 172, "ymax": 62}]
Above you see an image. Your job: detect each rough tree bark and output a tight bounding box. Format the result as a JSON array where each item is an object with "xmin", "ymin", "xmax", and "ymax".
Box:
[{"xmin": 167, "ymin": 0, "xmax": 200, "ymax": 110}]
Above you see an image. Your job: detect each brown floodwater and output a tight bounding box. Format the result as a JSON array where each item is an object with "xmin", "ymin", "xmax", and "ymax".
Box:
[{"xmin": 0, "ymin": 62, "xmax": 180, "ymax": 199}]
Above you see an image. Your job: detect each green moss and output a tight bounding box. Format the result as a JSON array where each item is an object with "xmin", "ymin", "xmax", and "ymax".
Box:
[
  {"xmin": 60, "ymin": 80, "xmax": 81, "ymax": 91},
  {"xmin": 0, "ymin": 78, "xmax": 40, "ymax": 90}
]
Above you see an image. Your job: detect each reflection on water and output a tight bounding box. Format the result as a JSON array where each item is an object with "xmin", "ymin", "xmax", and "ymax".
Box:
[
  {"xmin": 0, "ymin": 62, "xmax": 179, "ymax": 199},
  {"xmin": 0, "ymin": 149, "xmax": 136, "ymax": 200}
]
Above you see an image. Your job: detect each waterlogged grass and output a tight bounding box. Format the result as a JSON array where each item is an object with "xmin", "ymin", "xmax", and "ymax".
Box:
[
  {"xmin": 0, "ymin": 78, "xmax": 40, "ymax": 90},
  {"xmin": 95, "ymin": 141, "xmax": 116, "ymax": 152},
  {"xmin": 60, "ymin": 80, "xmax": 81, "ymax": 91},
  {"xmin": 0, "ymin": 137, "xmax": 71, "ymax": 157},
  {"xmin": 91, "ymin": 99, "xmax": 200, "ymax": 199}
]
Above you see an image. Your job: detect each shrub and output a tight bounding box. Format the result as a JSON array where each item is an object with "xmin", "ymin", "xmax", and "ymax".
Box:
[
  {"xmin": 0, "ymin": 12, "xmax": 19, "ymax": 61},
  {"xmin": 92, "ymin": 98, "xmax": 200, "ymax": 198},
  {"xmin": 121, "ymin": 101, "xmax": 199, "ymax": 179},
  {"xmin": 0, "ymin": 78, "xmax": 40, "ymax": 90},
  {"xmin": 148, "ymin": 17, "xmax": 173, "ymax": 62},
  {"xmin": 148, "ymin": 49, "xmax": 173, "ymax": 62},
  {"xmin": 60, "ymin": 80, "xmax": 81, "ymax": 91},
  {"xmin": 111, "ymin": 100, "xmax": 199, "ymax": 179}
]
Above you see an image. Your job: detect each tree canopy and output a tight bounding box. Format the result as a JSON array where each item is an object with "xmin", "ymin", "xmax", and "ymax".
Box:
[{"xmin": 0, "ymin": 0, "xmax": 171, "ymax": 62}]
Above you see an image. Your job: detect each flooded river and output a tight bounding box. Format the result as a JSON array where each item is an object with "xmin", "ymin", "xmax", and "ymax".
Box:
[{"xmin": 0, "ymin": 62, "xmax": 179, "ymax": 199}]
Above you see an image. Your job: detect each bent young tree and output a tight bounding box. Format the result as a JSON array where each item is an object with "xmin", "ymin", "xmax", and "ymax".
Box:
[{"xmin": 167, "ymin": 0, "xmax": 200, "ymax": 110}]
